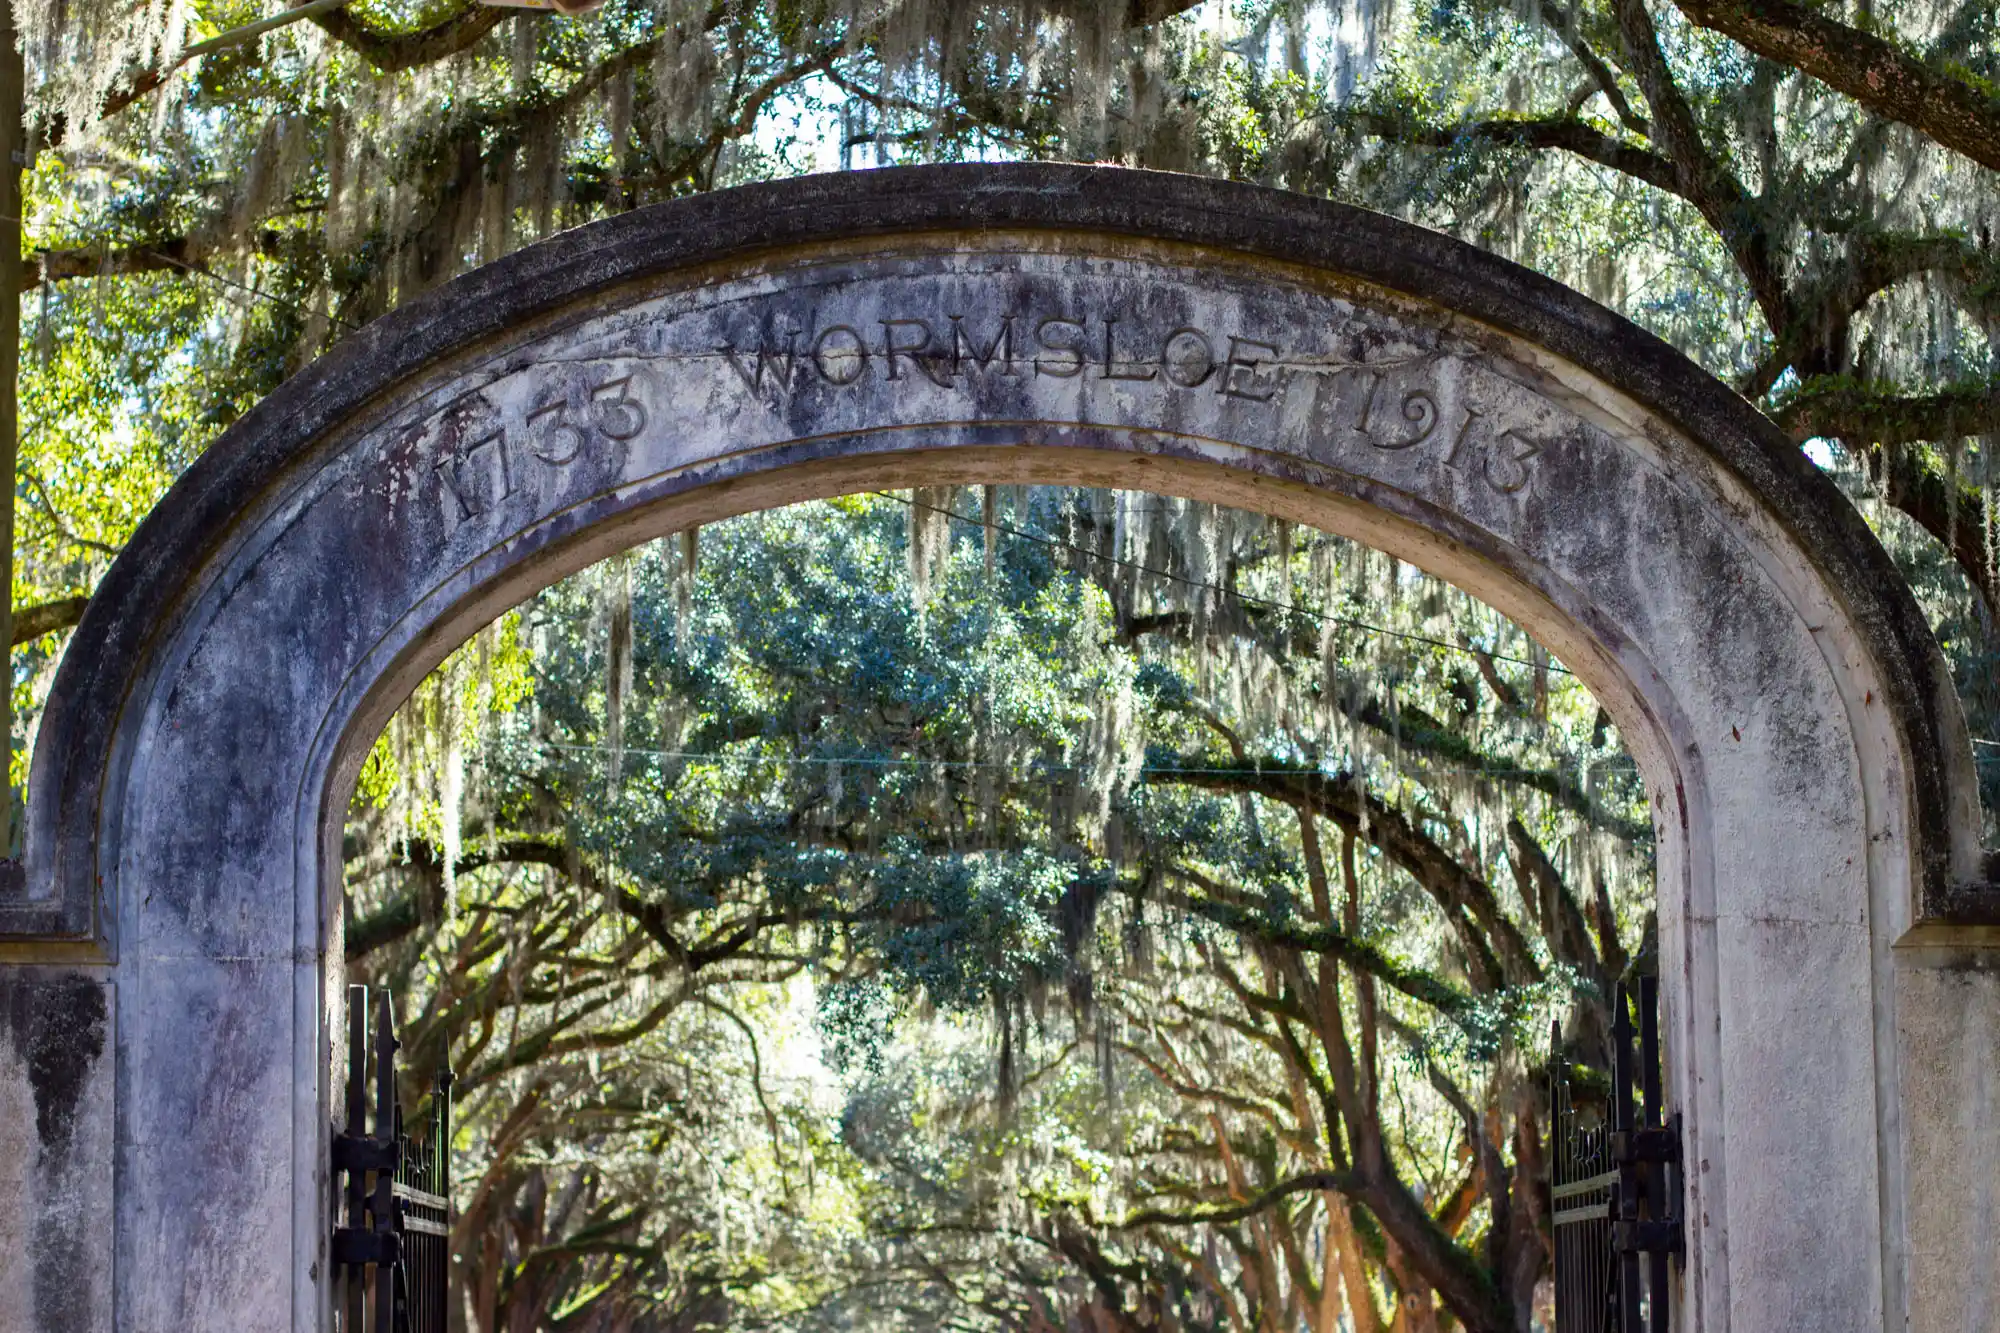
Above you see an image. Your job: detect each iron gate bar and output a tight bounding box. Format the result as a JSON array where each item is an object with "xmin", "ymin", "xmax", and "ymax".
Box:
[
  {"xmin": 342, "ymin": 990, "xmax": 367, "ymax": 1333},
  {"xmin": 1553, "ymin": 1171, "xmax": 1622, "ymax": 1199},
  {"xmin": 371, "ymin": 999, "xmax": 397, "ymax": 1333},
  {"xmin": 1612, "ymin": 985, "xmax": 1640, "ymax": 1332},
  {"xmin": 1639, "ymin": 976, "xmax": 1672, "ymax": 1333},
  {"xmin": 393, "ymin": 1186, "xmax": 451, "ymax": 1212}
]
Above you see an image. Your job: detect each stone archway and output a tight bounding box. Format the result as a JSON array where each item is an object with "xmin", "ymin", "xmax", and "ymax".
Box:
[{"xmin": 0, "ymin": 164, "xmax": 1993, "ymax": 1332}]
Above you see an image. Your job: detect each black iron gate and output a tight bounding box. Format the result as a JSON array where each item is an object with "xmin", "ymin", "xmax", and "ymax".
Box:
[
  {"xmin": 1549, "ymin": 976, "xmax": 1683, "ymax": 1332},
  {"xmin": 332, "ymin": 985, "xmax": 454, "ymax": 1333}
]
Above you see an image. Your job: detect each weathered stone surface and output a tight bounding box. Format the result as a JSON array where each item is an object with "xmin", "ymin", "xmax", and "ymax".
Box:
[
  {"xmin": 1897, "ymin": 947, "xmax": 2000, "ymax": 1333},
  {"xmin": 0, "ymin": 164, "xmax": 1990, "ymax": 1329},
  {"xmin": 0, "ymin": 976, "xmax": 113, "ymax": 1332}
]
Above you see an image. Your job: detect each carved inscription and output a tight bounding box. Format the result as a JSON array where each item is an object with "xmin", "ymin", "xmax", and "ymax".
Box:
[
  {"xmin": 718, "ymin": 314, "xmax": 1544, "ymax": 499},
  {"xmin": 422, "ymin": 306, "xmax": 1553, "ymax": 533},
  {"xmin": 721, "ymin": 315, "xmax": 1283, "ymax": 402},
  {"xmin": 431, "ymin": 370, "xmax": 646, "ymax": 523}
]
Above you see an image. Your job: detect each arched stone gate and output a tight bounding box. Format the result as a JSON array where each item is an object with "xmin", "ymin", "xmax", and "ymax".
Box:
[{"xmin": 0, "ymin": 164, "xmax": 1994, "ymax": 1332}]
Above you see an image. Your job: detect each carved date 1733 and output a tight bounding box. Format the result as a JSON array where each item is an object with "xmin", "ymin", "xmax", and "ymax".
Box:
[{"xmin": 430, "ymin": 310, "xmax": 1544, "ymax": 528}]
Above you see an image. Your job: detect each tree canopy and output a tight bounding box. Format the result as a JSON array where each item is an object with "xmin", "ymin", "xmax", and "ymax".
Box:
[{"xmin": 342, "ymin": 489, "xmax": 1649, "ymax": 1329}]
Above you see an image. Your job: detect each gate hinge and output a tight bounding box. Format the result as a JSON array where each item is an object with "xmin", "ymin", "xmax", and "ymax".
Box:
[
  {"xmin": 331, "ymin": 1227, "xmax": 402, "ymax": 1269},
  {"xmin": 1612, "ymin": 1218, "xmax": 1683, "ymax": 1255},
  {"xmin": 1610, "ymin": 1124, "xmax": 1680, "ymax": 1165},
  {"xmin": 332, "ymin": 1130, "xmax": 400, "ymax": 1174},
  {"xmin": 1610, "ymin": 1112, "xmax": 1684, "ymax": 1257}
]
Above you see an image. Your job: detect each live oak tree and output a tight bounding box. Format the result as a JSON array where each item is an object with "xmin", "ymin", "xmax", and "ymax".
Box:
[{"xmin": 345, "ymin": 489, "xmax": 1648, "ymax": 1329}]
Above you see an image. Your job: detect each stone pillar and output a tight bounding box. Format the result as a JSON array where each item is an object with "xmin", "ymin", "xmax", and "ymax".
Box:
[
  {"xmin": 0, "ymin": 974, "xmax": 113, "ymax": 1332},
  {"xmin": 1896, "ymin": 930, "xmax": 2000, "ymax": 1333}
]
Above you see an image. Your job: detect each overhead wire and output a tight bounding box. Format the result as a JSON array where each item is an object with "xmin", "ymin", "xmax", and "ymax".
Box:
[
  {"xmin": 526, "ymin": 736, "xmax": 1641, "ymax": 780},
  {"xmin": 136, "ymin": 242, "xmax": 363, "ymax": 331},
  {"xmin": 870, "ymin": 488, "xmax": 1578, "ymax": 676},
  {"xmin": 12, "ymin": 212, "xmax": 363, "ymax": 331}
]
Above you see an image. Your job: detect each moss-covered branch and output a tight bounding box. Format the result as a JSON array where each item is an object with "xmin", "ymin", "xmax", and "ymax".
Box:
[
  {"xmin": 1348, "ymin": 110, "xmax": 1678, "ymax": 195},
  {"xmin": 1671, "ymin": 0, "xmax": 2000, "ymax": 173}
]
